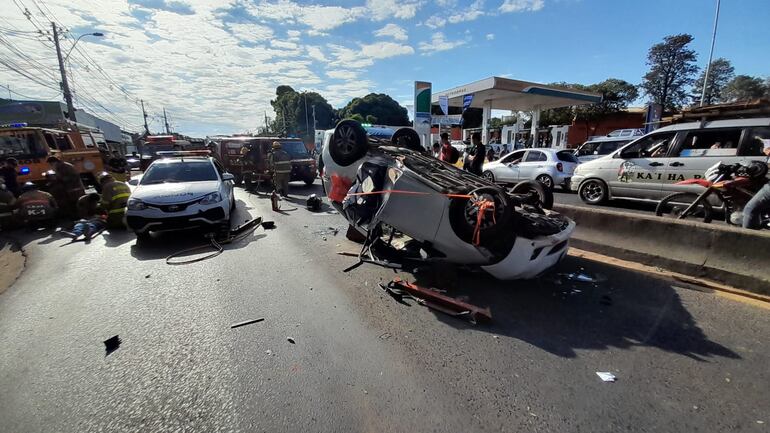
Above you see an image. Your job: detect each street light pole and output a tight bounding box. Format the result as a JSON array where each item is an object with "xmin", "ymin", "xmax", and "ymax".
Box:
[
  {"xmin": 51, "ymin": 23, "xmax": 104, "ymax": 123},
  {"xmin": 52, "ymin": 22, "xmax": 77, "ymax": 123},
  {"xmin": 700, "ymin": 0, "xmax": 721, "ymax": 107}
]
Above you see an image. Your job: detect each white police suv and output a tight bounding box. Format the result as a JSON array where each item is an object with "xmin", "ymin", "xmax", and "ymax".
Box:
[{"xmin": 126, "ymin": 152, "xmax": 235, "ymax": 240}]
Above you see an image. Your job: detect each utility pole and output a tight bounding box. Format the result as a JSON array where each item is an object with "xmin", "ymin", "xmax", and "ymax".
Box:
[
  {"xmin": 700, "ymin": 0, "xmax": 721, "ymax": 107},
  {"xmin": 303, "ymin": 92, "xmax": 310, "ymax": 140},
  {"xmin": 141, "ymin": 99, "xmax": 150, "ymax": 135},
  {"xmin": 312, "ymin": 105, "xmax": 317, "ymax": 130},
  {"xmin": 264, "ymin": 111, "xmax": 269, "ymax": 134},
  {"xmin": 52, "ymin": 22, "xmax": 77, "ymax": 123},
  {"xmin": 163, "ymin": 108, "xmax": 171, "ymax": 134},
  {"xmin": 5, "ymin": 85, "xmax": 11, "ymax": 101}
]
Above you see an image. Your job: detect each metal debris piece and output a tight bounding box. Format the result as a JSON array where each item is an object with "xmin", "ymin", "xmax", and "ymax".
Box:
[
  {"xmin": 287, "ymin": 337, "xmax": 296, "ymax": 344},
  {"xmin": 386, "ymin": 278, "xmax": 492, "ymax": 324},
  {"xmin": 230, "ymin": 318, "xmax": 265, "ymax": 329},
  {"xmin": 104, "ymin": 335, "xmax": 121, "ymax": 356},
  {"xmin": 379, "ymin": 332, "xmax": 391, "ymax": 340},
  {"xmin": 144, "ymin": 274, "xmax": 151, "ymax": 279},
  {"xmin": 596, "ymin": 372, "xmax": 616, "ymax": 382},
  {"xmin": 262, "ymin": 221, "xmax": 276, "ymax": 229},
  {"xmin": 265, "ymin": 349, "xmax": 272, "ymax": 355}
]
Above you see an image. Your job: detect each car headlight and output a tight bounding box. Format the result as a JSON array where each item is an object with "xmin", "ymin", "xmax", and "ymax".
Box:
[
  {"xmin": 127, "ymin": 198, "xmax": 146, "ymax": 210},
  {"xmin": 198, "ymin": 192, "xmax": 222, "ymax": 205}
]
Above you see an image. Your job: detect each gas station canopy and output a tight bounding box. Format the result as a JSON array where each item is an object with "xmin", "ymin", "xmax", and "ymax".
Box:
[{"xmin": 432, "ymin": 76, "xmax": 602, "ymax": 111}]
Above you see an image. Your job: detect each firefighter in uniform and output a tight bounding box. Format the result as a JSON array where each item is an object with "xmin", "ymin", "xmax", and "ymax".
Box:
[
  {"xmin": 0, "ymin": 179, "xmax": 16, "ymax": 229},
  {"xmin": 16, "ymin": 182, "xmax": 58, "ymax": 229},
  {"xmin": 268, "ymin": 141, "xmax": 292, "ymax": 197},
  {"xmin": 47, "ymin": 156, "xmax": 85, "ymax": 218},
  {"xmin": 98, "ymin": 172, "xmax": 131, "ymax": 229}
]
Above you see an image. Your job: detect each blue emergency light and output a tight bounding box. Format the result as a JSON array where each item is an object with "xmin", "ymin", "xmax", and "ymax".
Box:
[
  {"xmin": 0, "ymin": 122, "xmax": 28, "ymax": 128},
  {"xmin": 19, "ymin": 166, "xmax": 30, "ymax": 175}
]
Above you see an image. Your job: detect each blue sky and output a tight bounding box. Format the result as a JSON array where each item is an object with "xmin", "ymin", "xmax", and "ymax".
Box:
[{"xmin": 1, "ymin": 0, "xmax": 768, "ymax": 136}]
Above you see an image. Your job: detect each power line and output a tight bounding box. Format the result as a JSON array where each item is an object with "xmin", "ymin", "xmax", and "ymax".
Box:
[{"xmin": 1, "ymin": 83, "xmax": 60, "ymax": 100}]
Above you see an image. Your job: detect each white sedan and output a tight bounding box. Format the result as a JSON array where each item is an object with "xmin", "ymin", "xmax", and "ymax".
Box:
[
  {"xmin": 482, "ymin": 148, "xmax": 579, "ymax": 191},
  {"xmin": 126, "ymin": 153, "xmax": 235, "ymax": 241}
]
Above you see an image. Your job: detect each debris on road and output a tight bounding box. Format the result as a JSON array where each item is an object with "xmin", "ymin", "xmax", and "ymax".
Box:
[
  {"xmin": 104, "ymin": 335, "xmax": 121, "ymax": 356},
  {"xmin": 230, "ymin": 317, "xmax": 265, "ymax": 329},
  {"xmin": 262, "ymin": 221, "xmax": 276, "ymax": 229},
  {"xmin": 287, "ymin": 337, "xmax": 296, "ymax": 344},
  {"xmin": 558, "ymin": 269, "xmax": 607, "ymax": 283},
  {"xmin": 596, "ymin": 372, "xmax": 616, "ymax": 382},
  {"xmin": 600, "ymin": 295, "xmax": 613, "ymax": 306},
  {"xmin": 144, "ymin": 274, "xmax": 151, "ymax": 279},
  {"xmin": 265, "ymin": 350, "xmax": 272, "ymax": 356},
  {"xmin": 306, "ymin": 194, "xmax": 322, "ymax": 212},
  {"xmin": 379, "ymin": 278, "xmax": 492, "ymax": 324},
  {"xmin": 379, "ymin": 332, "xmax": 391, "ymax": 340}
]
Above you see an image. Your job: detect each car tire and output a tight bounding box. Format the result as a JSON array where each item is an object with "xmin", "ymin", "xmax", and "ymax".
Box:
[
  {"xmin": 510, "ymin": 180, "xmax": 554, "ymax": 210},
  {"xmin": 578, "ymin": 179, "xmax": 608, "ymax": 205},
  {"xmin": 329, "ymin": 119, "xmax": 369, "ymax": 166},
  {"xmin": 482, "ymin": 171, "xmax": 495, "ymax": 183},
  {"xmin": 391, "ymin": 127, "xmax": 423, "ymax": 152},
  {"xmin": 535, "ymin": 174, "xmax": 554, "ymax": 190},
  {"xmin": 304, "ymin": 177, "xmax": 315, "ymax": 186},
  {"xmin": 448, "ymin": 186, "xmax": 513, "ymax": 243}
]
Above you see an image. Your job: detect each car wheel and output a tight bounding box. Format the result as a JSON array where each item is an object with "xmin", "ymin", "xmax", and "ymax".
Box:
[
  {"xmin": 448, "ymin": 186, "xmax": 513, "ymax": 243},
  {"xmin": 535, "ymin": 174, "xmax": 554, "ymax": 190},
  {"xmin": 304, "ymin": 177, "xmax": 315, "ymax": 186},
  {"xmin": 329, "ymin": 119, "xmax": 369, "ymax": 166},
  {"xmin": 578, "ymin": 179, "xmax": 608, "ymax": 205},
  {"xmin": 391, "ymin": 127, "xmax": 422, "ymax": 152},
  {"xmin": 482, "ymin": 171, "xmax": 495, "ymax": 182},
  {"xmin": 510, "ymin": 180, "xmax": 554, "ymax": 210}
]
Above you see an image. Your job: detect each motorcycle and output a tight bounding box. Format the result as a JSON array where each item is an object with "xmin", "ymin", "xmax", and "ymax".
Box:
[{"xmin": 655, "ymin": 161, "xmax": 770, "ymax": 228}]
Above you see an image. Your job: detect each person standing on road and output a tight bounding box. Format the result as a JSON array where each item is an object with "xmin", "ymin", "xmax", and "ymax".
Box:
[
  {"xmin": 47, "ymin": 156, "xmax": 85, "ymax": 218},
  {"xmin": 432, "ymin": 142, "xmax": 440, "ymax": 158},
  {"xmin": 98, "ymin": 172, "xmax": 131, "ymax": 229},
  {"xmin": 0, "ymin": 158, "xmax": 20, "ymax": 197},
  {"xmin": 468, "ymin": 132, "xmax": 486, "ymax": 176},
  {"xmin": 0, "ymin": 179, "xmax": 16, "ymax": 229},
  {"xmin": 269, "ymin": 141, "xmax": 292, "ymax": 197},
  {"xmin": 438, "ymin": 133, "xmax": 454, "ymax": 162},
  {"xmin": 16, "ymin": 182, "xmax": 57, "ymax": 229},
  {"xmin": 742, "ymin": 143, "xmax": 770, "ymax": 229}
]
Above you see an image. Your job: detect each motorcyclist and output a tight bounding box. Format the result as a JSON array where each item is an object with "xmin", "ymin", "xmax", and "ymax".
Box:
[{"xmin": 742, "ymin": 144, "xmax": 770, "ymax": 229}]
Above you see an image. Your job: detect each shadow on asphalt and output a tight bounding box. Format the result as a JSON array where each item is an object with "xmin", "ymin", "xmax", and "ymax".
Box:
[{"xmin": 408, "ymin": 255, "xmax": 740, "ymax": 362}]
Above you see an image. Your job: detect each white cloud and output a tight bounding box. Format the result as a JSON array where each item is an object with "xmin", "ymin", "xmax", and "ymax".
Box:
[
  {"xmin": 272, "ymin": 40, "xmax": 299, "ymax": 50},
  {"xmin": 448, "ymin": 0, "xmax": 485, "ymax": 23},
  {"xmin": 360, "ymin": 41, "xmax": 414, "ymax": 59},
  {"xmin": 326, "ymin": 70, "xmax": 360, "ymax": 80},
  {"xmin": 373, "ymin": 23, "xmax": 408, "ymax": 41},
  {"xmin": 366, "ymin": 0, "xmax": 421, "ymax": 20},
  {"xmin": 306, "ymin": 46, "xmax": 328, "ymax": 62},
  {"xmin": 424, "ymin": 15, "xmax": 446, "ymax": 29},
  {"xmin": 228, "ymin": 22, "xmax": 274, "ymax": 43},
  {"xmin": 486, "ymin": 33, "xmax": 495, "ymax": 40},
  {"xmin": 435, "ymin": 0, "xmax": 457, "ymax": 6},
  {"xmin": 499, "ymin": 0, "xmax": 545, "ymax": 13},
  {"xmin": 418, "ymin": 32, "xmax": 466, "ymax": 52},
  {"xmin": 244, "ymin": 1, "xmax": 365, "ymax": 32}
]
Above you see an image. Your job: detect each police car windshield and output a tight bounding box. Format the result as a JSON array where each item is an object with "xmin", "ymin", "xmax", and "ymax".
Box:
[
  {"xmin": 280, "ymin": 141, "xmax": 309, "ymax": 158},
  {"xmin": 141, "ymin": 160, "xmax": 218, "ymax": 184}
]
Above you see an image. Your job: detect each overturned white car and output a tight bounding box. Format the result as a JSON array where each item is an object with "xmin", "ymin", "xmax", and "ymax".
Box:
[{"xmin": 320, "ymin": 120, "xmax": 575, "ymax": 280}]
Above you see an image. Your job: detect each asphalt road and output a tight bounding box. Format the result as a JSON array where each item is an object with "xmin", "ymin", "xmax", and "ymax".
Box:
[
  {"xmin": 553, "ymin": 190, "xmax": 661, "ymax": 215},
  {"xmin": 1, "ymin": 181, "xmax": 768, "ymax": 432}
]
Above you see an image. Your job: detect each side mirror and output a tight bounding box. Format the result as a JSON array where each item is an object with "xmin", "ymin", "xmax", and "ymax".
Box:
[
  {"xmin": 128, "ymin": 178, "xmax": 139, "ymax": 186},
  {"xmin": 222, "ymin": 173, "xmax": 235, "ymax": 182}
]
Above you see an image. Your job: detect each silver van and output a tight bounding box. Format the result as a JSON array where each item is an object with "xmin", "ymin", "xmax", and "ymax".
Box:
[
  {"xmin": 571, "ymin": 117, "xmax": 770, "ymax": 204},
  {"xmin": 574, "ymin": 136, "xmax": 635, "ymax": 163}
]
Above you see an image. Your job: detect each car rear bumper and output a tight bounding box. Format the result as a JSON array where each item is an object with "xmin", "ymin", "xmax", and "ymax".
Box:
[{"xmin": 127, "ymin": 207, "xmax": 227, "ymax": 233}]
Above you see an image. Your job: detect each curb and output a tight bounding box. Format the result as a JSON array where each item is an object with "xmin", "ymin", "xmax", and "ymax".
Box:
[{"xmin": 555, "ymin": 203, "xmax": 770, "ymax": 296}]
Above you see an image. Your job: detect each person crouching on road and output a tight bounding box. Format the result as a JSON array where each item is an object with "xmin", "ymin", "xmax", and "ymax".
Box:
[
  {"xmin": 269, "ymin": 141, "xmax": 292, "ymax": 197},
  {"xmin": 98, "ymin": 172, "xmax": 131, "ymax": 229},
  {"xmin": 16, "ymin": 182, "xmax": 58, "ymax": 230},
  {"xmin": 0, "ymin": 158, "xmax": 20, "ymax": 197},
  {"xmin": 77, "ymin": 192, "xmax": 102, "ymax": 219},
  {"xmin": 47, "ymin": 156, "xmax": 85, "ymax": 218}
]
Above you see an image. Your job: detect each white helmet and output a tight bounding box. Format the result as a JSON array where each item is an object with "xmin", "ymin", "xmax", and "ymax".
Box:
[{"xmin": 704, "ymin": 161, "xmax": 723, "ymax": 182}]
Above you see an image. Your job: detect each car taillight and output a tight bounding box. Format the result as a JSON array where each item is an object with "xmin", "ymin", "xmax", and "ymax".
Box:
[{"xmin": 556, "ymin": 162, "xmax": 563, "ymax": 172}]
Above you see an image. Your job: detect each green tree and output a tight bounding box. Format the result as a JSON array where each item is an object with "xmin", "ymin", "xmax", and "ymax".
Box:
[
  {"xmin": 270, "ymin": 86, "xmax": 336, "ymax": 139},
  {"xmin": 693, "ymin": 58, "xmax": 734, "ymax": 105},
  {"xmin": 640, "ymin": 34, "xmax": 699, "ymax": 110},
  {"xmin": 340, "ymin": 93, "xmax": 409, "ymax": 126},
  {"xmin": 365, "ymin": 114, "xmax": 377, "ymax": 124},
  {"xmin": 575, "ymin": 78, "xmax": 639, "ymax": 139},
  {"xmin": 723, "ymin": 75, "xmax": 767, "ymax": 102},
  {"xmin": 349, "ymin": 113, "xmax": 365, "ymax": 122}
]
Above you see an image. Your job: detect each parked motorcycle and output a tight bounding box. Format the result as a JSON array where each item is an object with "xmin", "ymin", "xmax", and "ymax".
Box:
[{"xmin": 655, "ymin": 161, "xmax": 770, "ymax": 228}]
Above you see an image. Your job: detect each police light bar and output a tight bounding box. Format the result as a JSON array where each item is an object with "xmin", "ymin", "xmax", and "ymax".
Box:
[
  {"xmin": 0, "ymin": 122, "xmax": 28, "ymax": 128},
  {"xmin": 156, "ymin": 150, "xmax": 211, "ymax": 157}
]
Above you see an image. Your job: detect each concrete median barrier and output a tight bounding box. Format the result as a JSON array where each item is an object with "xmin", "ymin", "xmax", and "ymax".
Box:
[{"xmin": 554, "ymin": 204, "xmax": 770, "ymax": 296}]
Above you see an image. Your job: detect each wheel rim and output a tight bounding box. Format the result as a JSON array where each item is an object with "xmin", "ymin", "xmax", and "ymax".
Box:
[
  {"xmin": 483, "ymin": 172, "xmax": 494, "ymax": 181},
  {"xmin": 582, "ymin": 181, "xmax": 603, "ymax": 202},
  {"xmin": 335, "ymin": 125, "xmax": 358, "ymax": 156},
  {"xmin": 538, "ymin": 175, "xmax": 552, "ymax": 188}
]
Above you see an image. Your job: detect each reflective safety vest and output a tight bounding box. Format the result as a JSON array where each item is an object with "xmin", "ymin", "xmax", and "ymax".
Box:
[
  {"xmin": 17, "ymin": 190, "xmax": 56, "ymax": 220},
  {"xmin": 101, "ymin": 181, "xmax": 131, "ymax": 217},
  {"xmin": 269, "ymin": 149, "xmax": 292, "ymax": 175}
]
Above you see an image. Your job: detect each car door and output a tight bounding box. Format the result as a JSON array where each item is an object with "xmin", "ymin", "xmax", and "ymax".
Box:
[
  {"xmin": 609, "ymin": 131, "xmax": 678, "ymax": 200},
  {"xmin": 212, "ymin": 159, "xmax": 233, "ymax": 201},
  {"xmin": 662, "ymin": 127, "xmax": 743, "ymax": 196},
  {"xmin": 496, "ymin": 150, "xmax": 526, "ymax": 182},
  {"xmin": 518, "ymin": 150, "xmax": 547, "ymax": 181}
]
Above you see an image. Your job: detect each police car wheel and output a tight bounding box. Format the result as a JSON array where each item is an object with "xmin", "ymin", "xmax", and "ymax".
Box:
[
  {"xmin": 330, "ymin": 119, "xmax": 368, "ymax": 166},
  {"xmin": 578, "ymin": 179, "xmax": 608, "ymax": 205}
]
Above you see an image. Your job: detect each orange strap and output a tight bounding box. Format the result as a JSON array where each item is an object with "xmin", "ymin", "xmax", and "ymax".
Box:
[
  {"xmin": 472, "ymin": 199, "xmax": 496, "ymax": 246},
  {"xmin": 345, "ymin": 189, "xmax": 472, "ymax": 199}
]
